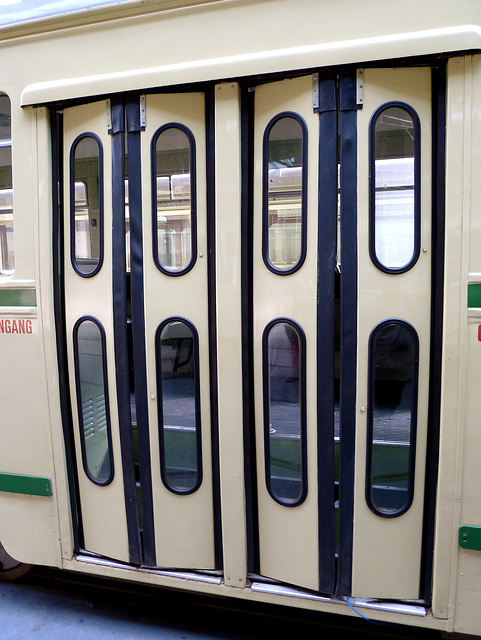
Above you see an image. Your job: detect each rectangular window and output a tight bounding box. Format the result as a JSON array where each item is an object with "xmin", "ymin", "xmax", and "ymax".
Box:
[{"xmin": 0, "ymin": 94, "xmax": 13, "ymax": 275}]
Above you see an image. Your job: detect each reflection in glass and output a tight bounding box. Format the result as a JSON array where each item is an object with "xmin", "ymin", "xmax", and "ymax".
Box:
[
  {"xmin": 71, "ymin": 134, "xmax": 103, "ymax": 275},
  {"xmin": 264, "ymin": 320, "xmax": 306, "ymax": 506},
  {"xmin": 157, "ymin": 319, "xmax": 201, "ymax": 494},
  {"xmin": 367, "ymin": 320, "xmax": 418, "ymax": 516},
  {"xmin": 264, "ymin": 115, "xmax": 306, "ymax": 273},
  {"xmin": 371, "ymin": 105, "xmax": 419, "ymax": 271},
  {"xmin": 0, "ymin": 94, "xmax": 14, "ymax": 274},
  {"xmin": 74, "ymin": 318, "xmax": 113, "ymax": 485},
  {"xmin": 153, "ymin": 126, "xmax": 195, "ymax": 274}
]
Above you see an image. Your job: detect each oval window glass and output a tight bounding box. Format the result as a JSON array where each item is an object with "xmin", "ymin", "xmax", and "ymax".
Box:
[
  {"xmin": 74, "ymin": 318, "xmax": 113, "ymax": 485},
  {"xmin": 263, "ymin": 320, "xmax": 307, "ymax": 506},
  {"xmin": 367, "ymin": 320, "xmax": 419, "ymax": 516},
  {"xmin": 153, "ymin": 126, "xmax": 196, "ymax": 274},
  {"xmin": 371, "ymin": 105, "xmax": 420, "ymax": 272},
  {"xmin": 71, "ymin": 134, "xmax": 103, "ymax": 276},
  {"xmin": 264, "ymin": 114, "xmax": 307, "ymax": 274},
  {"xmin": 0, "ymin": 94, "xmax": 14, "ymax": 275},
  {"xmin": 156, "ymin": 319, "xmax": 202, "ymax": 494}
]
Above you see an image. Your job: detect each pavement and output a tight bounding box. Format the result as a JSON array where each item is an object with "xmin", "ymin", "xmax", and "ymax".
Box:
[{"xmin": 0, "ymin": 567, "xmax": 444, "ymax": 640}]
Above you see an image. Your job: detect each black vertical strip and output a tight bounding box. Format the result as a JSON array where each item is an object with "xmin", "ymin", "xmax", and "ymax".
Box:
[
  {"xmin": 205, "ymin": 87, "xmax": 223, "ymax": 569},
  {"xmin": 241, "ymin": 85, "xmax": 259, "ymax": 574},
  {"xmin": 50, "ymin": 107, "xmax": 83, "ymax": 552},
  {"xmin": 336, "ymin": 70, "xmax": 358, "ymax": 598},
  {"xmin": 110, "ymin": 96, "xmax": 142, "ymax": 565},
  {"xmin": 317, "ymin": 72, "xmax": 338, "ymax": 595},
  {"xmin": 420, "ymin": 63, "xmax": 446, "ymax": 603},
  {"xmin": 126, "ymin": 96, "xmax": 156, "ymax": 566}
]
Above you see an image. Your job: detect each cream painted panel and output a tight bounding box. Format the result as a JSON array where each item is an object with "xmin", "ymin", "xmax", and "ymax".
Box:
[
  {"xmin": 16, "ymin": 1, "xmax": 481, "ymax": 106},
  {"xmin": 142, "ymin": 93, "xmax": 215, "ymax": 569},
  {"xmin": 352, "ymin": 68, "xmax": 432, "ymax": 598},
  {"xmin": 430, "ymin": 56, "xmax": 466, "ymax": 624},
  {"xmin": 64, "ymin": 101, "xmax": 130, "ymax": 562},
  {"xmin": 454, "ymin": 54, "xmax": 481, "ymax": 636},
  {"xmin": 253, "ymin": 75, "xmax": 319, "ymax": 591},
  {"xmin": 213, "ymin": 82, "xmax": 247, "ymax": 588}
]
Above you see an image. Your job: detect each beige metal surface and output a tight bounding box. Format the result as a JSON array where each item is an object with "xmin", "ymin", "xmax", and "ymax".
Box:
[
  {"xmin": 352, "ymin": 67, "xmax": 432, "ymax": 599},
  {"xmin": 13, "ymin": 1, "xmax": 481, "ymax": 107},
  {"xmin": 63, "ymin": 101, "xmax": 131, "ymax": 562},
  {"xmin": 142, "ymin": 92, "xmax": 216, "ymax": 569},
  {"xmin": 213, "ymin": 82, "xmax": 248, "ymax": 588},
  {"xmin": 431, "ymin": 56, "xmax": 467, "ymax": 630},
  {"xmin": 1, "ymin": 0, "xmax": 481, "ymax": 631},
  {"xmin": 452, "ymin": 54, "xmax": 481, "ymax": 636},
  {"xmin": 253, "ymin": 75, "xmax": 319, "ymax": 591}
]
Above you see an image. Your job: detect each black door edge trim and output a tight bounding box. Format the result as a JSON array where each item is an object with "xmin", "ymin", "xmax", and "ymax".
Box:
[
  {"xmin": 335, "ymin": 70, "xmax": 358, "ymax": 599},
  {"xmin": 420, "ymin": 62, "xmax": 447, "ymax": 604},
  {"xmin": 317, "ymin": 70, "xmax": 338, "ymax": 595},
  {"xmin": 110, "ymin": 95, "xmax": 143, "ymax": 565},
  {"xmin": 50, "ymin": 106, "xmax": 84, "ymax": 552}
]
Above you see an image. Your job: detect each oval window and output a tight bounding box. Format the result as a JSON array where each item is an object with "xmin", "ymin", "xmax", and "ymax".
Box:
[
  {"xmin": 263, "ymin": 113, "xmax": 307, "ymax": 275},
  {"xmin": 73, "ymin": 317, "xmax": 114, "ymax": 485},
  {"xmin": 152, "ymin": 125, "xmax": 197, "ymax": 275},
  {"xmin": 70, "ymin": 133, "xmax": 103, "ymax": 276},
  {"xmin": 0, "ymin": 93, "xmax": 14, "ymax": 275},
  {"xmin": 263, "ymin": 319, "xmax": 307, "ymax": 506},
  {"xmin": 366, "ymin": 320, "xmax": 419, "ymax": 517},
  {"xmin": 369, "ymin": 103, "xmax": 420, "ymax": 273},
  {"xmin": 156, "ymin": 318, "xmax": 202, "ymax": 494}
]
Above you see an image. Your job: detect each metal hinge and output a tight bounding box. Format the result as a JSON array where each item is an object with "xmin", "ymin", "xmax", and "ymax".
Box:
[
  {"xmin": 356, "ymin": 69, "xmax": 364, "ymax": 107},
  {"xmin": 140, "ymin": 94, "xmax": 146, "ymax": 129},
  {"xmin": 312, "ymin": 73, "xmax": 320, "ymax": 112},
  {"xmin": 106, "ymin": 98, "xmax": 112, "ymax": 133}
]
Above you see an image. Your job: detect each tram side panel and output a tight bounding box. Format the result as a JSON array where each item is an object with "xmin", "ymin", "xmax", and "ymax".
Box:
[
  {"xmin": 450, "ymin": 54, "xmax": 481, "ymax": 637},
  {"xmin": 0, "ymin": 102, "xmax": 62, "ymax": 570}
]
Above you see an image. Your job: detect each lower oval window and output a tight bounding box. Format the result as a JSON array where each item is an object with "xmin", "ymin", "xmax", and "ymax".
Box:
[
  {"xmin": 156, "ymin": 318, "xmax": 202, "ymax": 494},
  {"xmin": 366, "ymin": 320, "xmax": 419, "ymax": 517},
  {"xmin": 263, "ymin": 319, "xmax": 307, "ymax": 506},
  {"xmin": 73, "ymin": 317, "xmax": 114, "ymax": 485}
]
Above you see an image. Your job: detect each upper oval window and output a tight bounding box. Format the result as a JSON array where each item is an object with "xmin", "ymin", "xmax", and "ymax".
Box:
[
  {"xmin": 151, "ymin": 124, "xmax": 197, "ymax": 276},
  {"xmin": 263, "ymin": 113, "xmax": 307, "ymax": 275},
  {"xmin": 0, "ymin": 93, "xmax": 14, "ymax": 276},
  {"xmin": 369, "ymin": 103, "xmax": 421, "ymax": 273},
  {"xmin": 70, "ymin": 133, "xmax": 104, "ymax": 277}
]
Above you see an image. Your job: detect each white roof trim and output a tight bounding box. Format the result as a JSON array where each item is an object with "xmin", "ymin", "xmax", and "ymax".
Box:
[{"xmin": 21, "ymin": 24, "xmax": 481, "ymax": 105}]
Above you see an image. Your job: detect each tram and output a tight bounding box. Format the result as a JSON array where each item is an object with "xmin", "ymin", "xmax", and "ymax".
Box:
[{"xmin": 1, "ymin": 0, "xmax": 481, "ymax": 635}]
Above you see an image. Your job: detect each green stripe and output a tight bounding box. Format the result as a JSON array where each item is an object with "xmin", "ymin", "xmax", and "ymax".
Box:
[
  {"xmin": 0, "ymin": 289, "xmax": 37, "ymax": 307},
  {"xmin": 468, "ymin": 283, "xmax": 481, "ymax": 308},
  {"xmin": 0, "ymin": 472, "xmax": 52, "ymax": 497},
  {"xmin": 459, "ymin": 525, "xmax": 481, "ymax": 551}
]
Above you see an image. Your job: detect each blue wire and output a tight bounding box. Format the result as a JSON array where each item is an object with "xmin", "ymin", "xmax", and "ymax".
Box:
[{"xmin": 345, "ymin": 599, "xmax": 399, "ymax": 626}]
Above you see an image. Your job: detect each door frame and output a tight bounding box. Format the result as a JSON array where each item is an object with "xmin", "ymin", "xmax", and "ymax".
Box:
[
  {"xmin": 239, "ymin": 63, "xmax": 446, "ymax": 601},
  {"xmin": 50, "ymin": 60, "xmax": 445, "ymax": 601},
  {"xmin": 51, "ymin": 88, "xmax": 223, "ymax": 569}
]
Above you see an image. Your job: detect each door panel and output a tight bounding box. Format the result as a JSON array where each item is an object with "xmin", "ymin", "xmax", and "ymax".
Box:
[
  {"xmin": 64, "ymin": 101, "xmax": 131, "ymax": 562},
  {"xmin": 141, "ymin": 93, "xmax": 216, "ymax": 569},
  {"xmin": 253, "ymin": 75, "xmax": 320, "ymax": 591},
  {"xmin": 352, "ymin": 67, "xmax": 432, "ymax": 598},
  {"xmin": 63, "ymin": 94, "xmax": 216, "ymax": 570},
  {"xmin": 60, "ymin": 68, "xmax": 437, "ymax": 599}
]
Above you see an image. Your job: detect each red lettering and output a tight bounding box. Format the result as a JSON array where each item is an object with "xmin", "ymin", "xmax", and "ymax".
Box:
[{"xmin": 0, "ymin": 318, "xmax": 34, "ymax": 334}]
